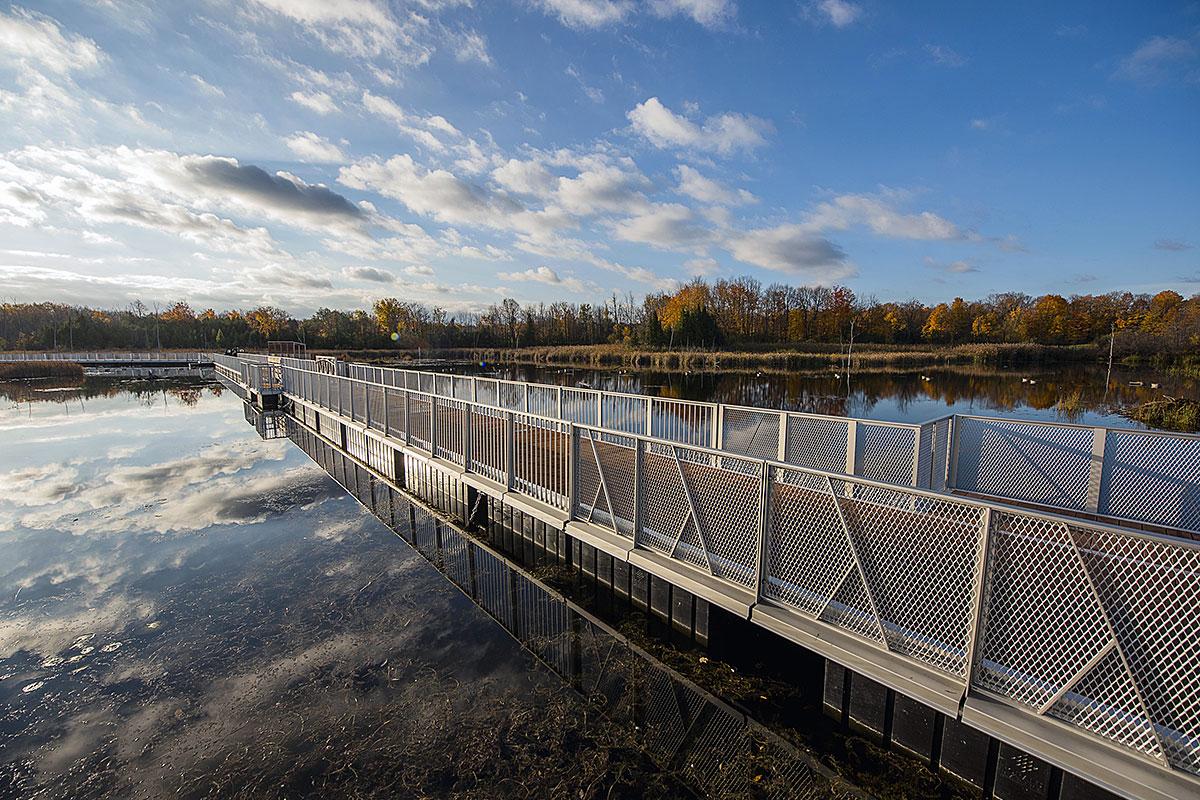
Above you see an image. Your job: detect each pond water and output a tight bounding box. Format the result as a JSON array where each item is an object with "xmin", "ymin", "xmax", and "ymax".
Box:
[
  {"xmin": 452, "ymin": 361, "xmax": 1196, "ymax": 429},
  {"xmin": 0, "ymin": 380, "xmax": 855, "ymax": 799}
]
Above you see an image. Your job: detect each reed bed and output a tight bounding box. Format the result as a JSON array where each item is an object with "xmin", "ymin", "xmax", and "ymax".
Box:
[{"xmin": 0, "ymin": 361, "xmax": 84, "ymax": 380}]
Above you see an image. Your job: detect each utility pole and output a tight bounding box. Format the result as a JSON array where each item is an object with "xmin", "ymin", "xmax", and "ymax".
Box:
[{"xmin": 1105, "ymin": 322, "xmax": 1116, "ymax": 399}]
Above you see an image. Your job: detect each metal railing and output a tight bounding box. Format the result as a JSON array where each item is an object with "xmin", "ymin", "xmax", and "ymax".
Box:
[
  {"xmin": 0, "ymin": 351, "xmax": 207, "ymax": 362},
  {"xmin": 259, "ymin": 360, "xmax": 1200, "ymax": 780},
  {"xmin": 259, "ymin": 354, "xmax": 1199, "ymax": 534},
  {"xmin": 949, "ymin": 415, "xmax": 1200, "ymax": 534}
]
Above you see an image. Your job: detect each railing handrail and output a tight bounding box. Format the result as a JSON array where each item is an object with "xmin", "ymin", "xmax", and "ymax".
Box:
[{"xmin": 951, "ymin": 411, "xmax": 1200, "ymax": 441}]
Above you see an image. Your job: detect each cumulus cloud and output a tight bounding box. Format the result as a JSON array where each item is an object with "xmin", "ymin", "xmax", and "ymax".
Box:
[
  {"xmin": 342, "ymin": 265, "xmax": 396, "ymax": 283},
  {"xmin": 555, "ymin": 164, "xmax": 650, "ymax": 215},
  {"xmin": 628, "ymin": 97, "xmax": 771, "ymax": 155},
  {"xmin": 804, "ymin": 190, "xmax": 960, "ymax": 240},
  {"xmin": 613, "ymin": 203, "xmax": 712, "ymax": 251},
  {"xmin": 244, "ymin": 0, "xmax": 433, "ymax": 64},
  {"xmin": 726, "ymin": 225, "xmax": 853, "ymax": 280},
  {"xmin": 675, "ymin": 164, "xmax": 756, "ymax": 205},
  {"xmin": 285, "ymin": 131, "xmax": 348, "ymax": 163},
  {"xmin": 289, "ymin": 89, "xmax": 338, "ymax": 115},
  {"xmin": 496, "ymin": 265, "xmax": 584, "ymax": 291},
  {"xmin": 0, "ymin": 6, "xmax": 104, "ymax": 75}
]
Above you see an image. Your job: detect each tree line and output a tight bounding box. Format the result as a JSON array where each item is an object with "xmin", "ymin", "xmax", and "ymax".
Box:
[{"xmin": 2, "ymin": 277, "xmax": 1197, "ymax": 355}]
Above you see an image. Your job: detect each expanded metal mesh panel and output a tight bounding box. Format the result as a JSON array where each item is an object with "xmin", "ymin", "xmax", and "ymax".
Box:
[
  {"xmin": 408, "ymin": 394, "xmax": 432, "ymax": 450},
  {"xmin": 512, "ymin": 415, "xmax": 569, "ymax": 508},
  {"xmin": 452, "ymin": 375, "xmax": 474, "ymax": 400},
  {"xmin": 384, "ymin": 389, "xmax": 405, "ymax": 436},
  {"xmin": 765, "ymin": 469, "xmax": 984, "ymax": 677},
  {"xmin": 498, "ymin": 381, "xmax": 525, "ymax": 411},
  {"xmin": 640, "ymin": 442, "xmax": 760, "ymax": 587},
  {"xmin": 955, "ymin": 418, "xmax": 1093, "ymax": 511},
  {"xmin": 785, "ymin": 415, "xmax": 850, "ymax": 475},
  {"xmin": 469, "ymin": 405, "xmax": 507, "ymax": 483},
  {"xmin": 854, "ymin": 423, "xmax": 916, "ymax": 486},
  {"xmin": 721, "ymin": 407, "xmax": 782, "ymax": 461},
  {"xmin": 528, "ymin": 385, "xmax": 559, "ymax": 418},
  {"xmin": 434, "ymin": 398, "xmax": 467, "ymax": 464},
  {"xmin": 930, "ymin": 418, "xmax": 952, "ymax": 492},
  {"xmin": 338, "ymin": 380, "xmax": 351, "ymax": 416},
  {"xmin": 650, "ymin": 398, "xmax": 714, "ymax": 447},
  {"xmin": 560, "ymin": 388, "xmax": 599, "ymax": 425},
  {"xmin": 1101, "ymin": 430, "xmax": 1200, "ymax": 532},
  {"xmin": 976, "ymin": 513, "xmax": 1200, "ymax": 772},
  {"xmin": 367, "ymin": 385, "xmax": 386, "ymax": 431},
  {"xmin": 475, "ymin": 377, "xmax": 498, "ymax": 407},
  {"xmin": 577, "ymin": 429, "xmax": 637, "ymax": 538},
  {"xmin": 601, "ymin": 393, "xmax": 648, "ymax": 436}
]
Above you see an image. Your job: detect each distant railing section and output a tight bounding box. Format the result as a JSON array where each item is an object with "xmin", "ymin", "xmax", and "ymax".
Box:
[
  {"xmin": 261, "ymin": 360, "xmax": 1200, "ymax": 779},
  {"xmin": 950, "ymin": 415, "xmax": 1200, "ymax": 534},
  {"xmin": 0, "ymin": 351, "xmax": 208, "ymax": 362}
]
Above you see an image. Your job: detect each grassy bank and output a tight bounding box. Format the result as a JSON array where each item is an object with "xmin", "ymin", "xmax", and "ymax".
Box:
[
  {"xmin": 415, "ymin": 342, "xmax": 1098, "ymax": 371},
  {"xmin": 1122, "ymin": 396, "xmax": 1200, "ymax": 432},
  {"xmin": 0, "ymin": 361, "xmax": 84, "ymax": 380}
]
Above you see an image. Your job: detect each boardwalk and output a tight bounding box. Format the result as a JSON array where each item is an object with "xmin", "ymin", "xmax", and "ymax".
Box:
[{"xmin": 37, "ymin": 350, "xmax": 1200, "ymax": 800}]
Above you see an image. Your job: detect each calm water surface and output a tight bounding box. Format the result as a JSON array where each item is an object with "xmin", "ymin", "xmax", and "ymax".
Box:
[{"xmin": 0, "ymin": 381, "xmax": 709, "ymax": 799}]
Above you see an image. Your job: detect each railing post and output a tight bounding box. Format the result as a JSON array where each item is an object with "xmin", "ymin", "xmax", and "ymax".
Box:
[
  {"xmin": 566, "ymin": 424, "xmax": 578, "ymax": 519},
  {"xmin": 505, "ymin": 411, "xmax": 516, "ymax": 490},
  {"xmin": 963, "ymin": 506, "xmax": 995, "ymax": 687},
  {"xmin": 777, "ymin": 411, "xmax": 789, "ymax": 461},
  {"xmin": 756, "ymin": 461, "xmax": 773, "ymax": 598},
  {"xmin": 947, "ymin": 416, "xmax": 961, "ymax": 490},
  {"xmin": 453, "ymin": 400, "xmax": 468, "ymax": 467},
  {"xmin": 715, "ymin": 404, "xmax": 725, "ymax": 450},
  {"xmin": 645, "ymin": 397, "xmax": 653, "ymax": 437},
  {"xmin": 523, "ymin": 384, "xmax": 530, "ymax": 413},
  {"xmin": 632, "ymin": 438, "xmax": 644, "ymax": 548},
  {"xmin": 596, "ymin": 393, "xmax": 603, "ymax": 429},
  {"xmin": 845, "ymin": 419, "xmax": 858, "ymax": 476},
  {"xmin": 709, "ymin": 404, "xmax": 719, "ymax": 449},
  {"xmin": 404, "ymin": 391, "xmax": 412, "ymax": 446},
  {"xmin": 1087, "ymin": 427, "xmax": 1108, "ymax": 515},
  {"xmin": 912, "ymin": 424, "xmax": 924, "ymax": 488},
  {"xmin": 557, "ymin": 386, "xmax": 564, "ymax": 420},
  {"xmin": 429, "ymin": 395, "xmax": 438, "ymax": 455}
]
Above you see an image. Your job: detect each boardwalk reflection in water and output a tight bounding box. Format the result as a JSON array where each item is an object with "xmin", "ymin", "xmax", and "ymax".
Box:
[{"xmin": 286, "ymin": 416, "xmax": 857, "ymax": 800}]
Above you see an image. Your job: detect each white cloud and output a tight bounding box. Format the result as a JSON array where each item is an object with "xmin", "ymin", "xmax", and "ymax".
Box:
[
  {"xmin": 452, "ymin": 29, "xmax": 492, "ymax": 65},
  {"xmin": 245, "ymin": 0, "xmax": 433, "ymax": 64},
  {"xmin": 555, "ymin": 164, "xmax": 650, "ymax": 215},
  {"xmin": 683, "ymin": 257, "xmax": 720, "ymax": 276},
  {"xmin": 404, "ymin": 264, "xmax": 434, "ymax": 276},
  {"xmin": 675, "ymin": 164, "xmax": 756, "ymax": 205},
  {"xmin": 969, "ymin": 118, "xmax": 990, "ymax": 130},
  {"xmin": 613, "ymin": 203, "xmax": 711, "ymax": 251},
  {"xmin": 648, "ymin": 0, "xmax": 735, "ymax": 28},
  {"xmin": 565, "ymin": 64, "xmax": 604, "ymax": 104},
  {"xmin": 925, "ymin": 44, "xmax": 967, "ymax": 68},
  {"xmin": 810, "ymin": 0, "xmax": 861, "ymax": 28},
  {"xmin": 190, "ymin": 74, "xmax": 225, "ymax": 97},
  {"xmin": 285, "ymin": 131, "xmax": 347, "ymax": 163},
  {"xmin": 0, "ymin": 7, "xmax": 104, "ymax": 75},
  {"xmin": 924, "ymin": 256, "xmax": 978, "ymax": 274},
  {"xmin": 361, "ymin": 90, "xmax": 464, "ymax": 152},
  {"xmin": 1114, "ymin": 36, "xmax": 1198, "ymax": 85},
  {"xmin": 804, "ymin": 190, "xmax": 960, "ymax": 240},
  {"xmin": 532, "ymin": 0, "xmax": 633, "ymax": 28},
  {"xmin": 289, "ymin": 89, "xmax": 338, "ymax": 115},
  {"xmin": 492, "ymin": 158, "xmax": 558, "ymax": 197},
  {"xmin": 628, "ymin": 97, "xmax": 771, "ymax": 155},
  {"xmin": 496, "ymin": 265, "xmax": 584, "ymax": 291},
  {"xmin": 726, "ymin": 224, "xmax": 853, "ymax": 280},
  {"xmin": 342, "ymin": 265, "xmax": 395, "ymax": 283}
]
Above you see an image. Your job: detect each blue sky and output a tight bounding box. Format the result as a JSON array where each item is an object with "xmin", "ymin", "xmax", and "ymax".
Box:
[{"xmin": 0, "ymin": 1, "xmax": 1196, "ymax": 315}]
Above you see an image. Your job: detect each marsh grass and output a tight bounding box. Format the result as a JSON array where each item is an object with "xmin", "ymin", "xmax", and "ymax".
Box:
[
  {"xmin": 0, "ymin": 361, "xmax": 84, "ymax": 380},
  {"xmin": 1123, "ymin": 396, "xmax": 1200, "ymax": 432}
]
